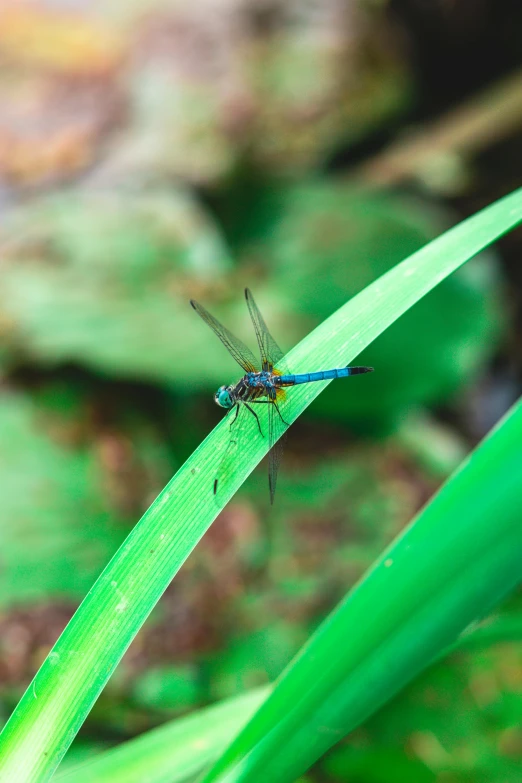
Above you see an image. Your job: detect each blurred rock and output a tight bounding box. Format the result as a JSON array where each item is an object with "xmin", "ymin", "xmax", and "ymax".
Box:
[
  {"xmin": 0, "ymin": 185, "xmax": 233, "ymax": 383},
  {"xmin": 0, "ymin": 0, "xmax": 412, "ymax": 189},
  {"xmin": 0, "ymin": 3, "xmax": 125, "ymax": 188},
  {"xmin": 124, "ymin": 0, "xmax": 411, "ymax": 184}
]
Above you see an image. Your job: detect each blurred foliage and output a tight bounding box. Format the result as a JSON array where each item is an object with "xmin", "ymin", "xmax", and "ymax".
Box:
[
  {"xmin": 0, "ymin": 381, "xmax": 172, "ymax": 607},
  {"xmin": 321, "ymin": 636, "xmax": 522, "ymax": 783},
  {"xmin": 0, "ymin": 187, "xmax": 232, "ymax": 382},
  {"xmin": 0, "ymin": 0, "xmax": 411, "ymax": 190},
  {"xmin": 124, "ymin": 0, "xmax": 411, "ymax": 183},
  {"xmin": 0, "ymin": 0, "xmax": 520, "ymax": 781},
  {"xmin": 0, "ymin": 4, "xmax": 124, "ymax": 187},
  {"xmin": 131, "ymin": 665, "xmax": 201, "ymax": 713}
]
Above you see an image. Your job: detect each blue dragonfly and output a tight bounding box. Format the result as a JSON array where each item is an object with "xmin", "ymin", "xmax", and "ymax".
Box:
[{"xmin": 191, "ymin": 289, "xmax": 373, "ymax": 503}]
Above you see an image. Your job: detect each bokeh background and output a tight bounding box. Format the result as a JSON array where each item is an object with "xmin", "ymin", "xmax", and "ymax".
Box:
[{"xmin": 0, "ymin": 1, "xmax": 522, "ymax": 781}]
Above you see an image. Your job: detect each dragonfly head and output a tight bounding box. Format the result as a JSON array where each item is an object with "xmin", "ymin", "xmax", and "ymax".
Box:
[{"xmin": 214, "ymin": 385, "xmax": 234, "ymax": 409}]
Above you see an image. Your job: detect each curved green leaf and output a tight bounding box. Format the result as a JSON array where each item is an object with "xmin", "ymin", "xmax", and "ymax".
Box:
[
  {"xmin": 60, "ymin": 401, "xmax": 522, "ymax": 783},
  {"xmin": 57, "ymin": 602, "xmax": 522, "ymax": 783},
  {"xmin": 200, "ymin": 395, "xmax": 522, "ymax": 782},
  {"xmin": 0, "ymin": 189, "xmax": 520, "ymax": 782},
  {"xmin": 55, "ymin": 688, "xmax": 268, "ymax": 783}
]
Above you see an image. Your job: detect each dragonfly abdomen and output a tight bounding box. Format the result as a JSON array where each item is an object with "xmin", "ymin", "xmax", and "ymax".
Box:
[{"xmin": 277, "ymin": 366, "xmax": 373, "ymax": 386}]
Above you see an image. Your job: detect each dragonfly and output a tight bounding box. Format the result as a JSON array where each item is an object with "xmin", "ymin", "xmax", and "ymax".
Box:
[{"xmin": 190, "ymin": 288, "xmax": 373, "ymax": 503}]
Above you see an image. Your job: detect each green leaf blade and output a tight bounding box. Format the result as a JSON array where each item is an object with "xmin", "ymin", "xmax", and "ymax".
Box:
[
  {"xmin": 55, "ymin": 688, "xmax": 268, "ymax": 783},
  {"xmin": 198, "ymin": 399, "xmax": 522, "ymax": 783},
  {"xmin": 0, "ymin": 189, "xmax": 520, "ymax": 782}
]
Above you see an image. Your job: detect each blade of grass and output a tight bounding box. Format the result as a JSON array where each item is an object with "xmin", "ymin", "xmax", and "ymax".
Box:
[
  {"xmin": 199, "ymin": 396, "xmax": 522, "ymax": 783},
  {"xmin": 58, "ymin": 568, "xmax": 522, "ymax": 783},
  {"xmin": 60, "ymin": 401, "xmax": 522, "ymax": 783},
  {"xmin": 58, "ymin": 608, "xmax": 522, "ymax": 783},
  {"xmin": 0, "ymin": 188, "xmax": 520, "ymax": 782},
  {"xmin": 55, "ymin": 688, "xmax": 268, "ymax": 783},
  {"xmin": 445, "ymin": 612, "xmax": 522, "ymax": 655}
]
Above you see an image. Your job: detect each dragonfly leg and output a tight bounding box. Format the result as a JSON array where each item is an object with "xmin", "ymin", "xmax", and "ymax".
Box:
[
  {"xmin": 273, "ymin": 400, "xmax": 290, "ymax": 427},
  {"xmin": 228, "ymin": 404, "xmax": 241, "ymax": 430},
  {"xmin": 249, "ymin": 399, "xmax": 290, "ymax": 427},
  {"xmin": 244, "ymin": 403, "xmax": 264, "ymax": 437}
]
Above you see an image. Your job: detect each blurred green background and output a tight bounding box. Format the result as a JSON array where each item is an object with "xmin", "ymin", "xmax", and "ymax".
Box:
[{"xmin": 0, "ymin": 1, "xmax": 521, "ymax": 780}]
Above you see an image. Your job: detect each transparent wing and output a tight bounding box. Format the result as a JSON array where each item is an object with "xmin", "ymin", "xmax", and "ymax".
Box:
[
  {"xmin": 245, "ymin": 288, "xmax": 289, "ymax": 373},
  {"xmin": 213, "ymin": 398, "xmax": 288, "ymax": 505},
  {"xmin": 191, "ymin": 299, "xmax": 260, "ymax": 373},
  {"xmin": 212, "ymin": 406, "xmax": 247, "ymax": 502},
  {"xmin": 267, "ymin": 393, "xmax": 289, "ymax": 505}
]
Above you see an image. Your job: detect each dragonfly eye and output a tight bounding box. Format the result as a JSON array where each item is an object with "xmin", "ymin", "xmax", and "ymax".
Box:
[{"xmin": 214, "ymin": 386, "xmax": 234, "ymax": 409}]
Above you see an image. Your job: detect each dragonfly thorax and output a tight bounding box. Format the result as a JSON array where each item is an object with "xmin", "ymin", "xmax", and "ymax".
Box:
[
  {"xmin": 246, "ymin": 370, "xmax": 273, "ymax": 388},
  {"xmin": 214, "ymin": 385, "xmax": 235, "ymax": 409}
]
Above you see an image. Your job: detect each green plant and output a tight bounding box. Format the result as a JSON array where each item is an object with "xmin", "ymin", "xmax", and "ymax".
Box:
[
  {"xmin": 0, "ymin": 188, "xmax": 520, "ymax": 782},
  {"xmin": 56, "ymin": 688, "xmax": 269, "ymax": 783},
  {"xmin": 55, "ymin": 604, "xmax": 522, "ymax": 783},
  {"xmin": 199, "ymin": 395, "xmax": 522, "ymax": 783}
]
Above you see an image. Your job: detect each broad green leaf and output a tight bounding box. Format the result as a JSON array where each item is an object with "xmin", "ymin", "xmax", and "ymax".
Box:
[
  {"xmin": 57, "ymin": 406, "xmax": 522, "ymax": 783},
  {"xmin": 200, "ymin": 393, "xmax": 522, "ymax": 782},
  {"xmin": 0, "ymin": 188, "xmax": 520, "ymax": 782},
  {"xmin": 55, "ymin": 688, "xmax": 268, "ymax": 783}
]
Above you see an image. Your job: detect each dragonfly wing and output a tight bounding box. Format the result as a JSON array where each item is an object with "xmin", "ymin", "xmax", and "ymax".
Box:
[
  {"xmin": 213, "ymin": 405, "xmax": 248, "ymax": 501},
  {"xmin": 191, "ymin": 299, "xmax": 260, "ymax": 373},
  {"xmin": 267, "ymin": 397, "xmax": 288, "ymax": 504},
  {"xmin": 245, "ymin": 288, "xmax": 289, "ymax": 373}
]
